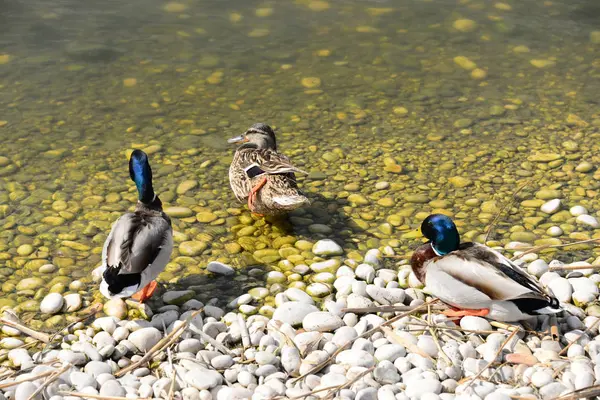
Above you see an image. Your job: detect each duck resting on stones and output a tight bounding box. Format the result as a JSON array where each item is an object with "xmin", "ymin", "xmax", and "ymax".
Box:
[
  {"xmin": 227, "ymin": 123, "xmax": 310, "ymax": 216},
  {"xmin": 93, "ymin": 149, "xmax": 173, "ymax": 303},
  {"xmin": 410, "ymin": 214, "xmax": 561, "ymax": 322}
]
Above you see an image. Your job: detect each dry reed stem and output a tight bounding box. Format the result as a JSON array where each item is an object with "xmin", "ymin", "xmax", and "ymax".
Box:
[
  {"xmin": 290, "ymin": 299, "xmax": 438, "ymax": 384},
  {"xmin": 0, "ymin": 314, "xmax": 50, "ymax": 343},
  {"xmin": 342, "ymin": 304, "xmax": 446, "ymax": 314},
  {"xmin": 0, "ymin": 368, "xmax": 58, "ymax": 389},
  {"xmin": 555, "ymin": 384, "xmax": 600, "ymax": 400},
  {"xmin": 59, "ymin": 391, "xmax": 150, "ymax": 400},
  {"xmin": 381, "ymin": 326, "xmax": 433, "ymax": 360},
  {"xmin": 37, "ymin": 303, "xmax": 103, "ymax": 362},
  {"xmin": 559, "ymin": 317, "xmax": 600, "ymax": 356},
  {"xmin": 322, "ymin": 366, "xmax": 376, "ymax": 400},
  {"xmin": 484, "ymin": 178, "xmax": 534, "ymax": 243},
  {"xmin": 550, "ymin": 263, "xmax": 600, "ymax": 272},
  {"xmin": 115, "ymin": 309, "xmax": 202, "ymax": 377},
  {"xmin": 26, "ymin": 363, "xmax": 71, "ymax": 400},
  {"xmin": 511, "ymin": 238, "xmax": 600, "ymax": 261},
  {"xmin": 463, "ymin": 328, "xmax": 520, "ymax": 389}
]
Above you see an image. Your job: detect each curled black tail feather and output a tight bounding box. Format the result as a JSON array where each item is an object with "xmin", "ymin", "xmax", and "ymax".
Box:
[
  {"xmin": 103, "ymin": 266, "xmax": 141, "ymax": 296},
  {"xmin": 510, "ymin": 296, "xmax": 560, "ymax": 315}
]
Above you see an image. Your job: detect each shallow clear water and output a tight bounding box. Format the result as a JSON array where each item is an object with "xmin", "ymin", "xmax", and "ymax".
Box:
[{"xmin": 1, "ymin": 0, "xmax": 600, "ymax": 316}]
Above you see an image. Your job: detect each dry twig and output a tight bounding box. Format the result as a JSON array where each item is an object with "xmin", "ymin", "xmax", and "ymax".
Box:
[
  {"xmin": 559, "ymin": 317, "xmax": 600, "ymax": 356},
  {"xmin": 484, "ymin": 179, "xmax": 534, "ymax": 243},
  {"xmin": 116, "ymin": 309, "xmax": 202, "ymax": 377},
  {"xmin": 322, "ymin": 366, "xmax": 376, "ymax": 400},
  {"xmin": 291, "ymin": 299, "xmax": 438, "ymax": 384},
  {"xmin": 59, "ymin": 391, "xmax": 150, "ymax": 400},
  {"xmin": 555, "ymin": 384, "xmax": 600, "ymax": 400},
  {"xmin": 342, "ymin": 304, "xmax": 446, "ymax": 314},
  {"xmin": 463, "ymin": 328, "xmax": 520, "ymax": 389},
  {"xmin": 0, "ymin": 312, "xmax": 50, "ymax": 343},
  {"xmin": 511, "ymin": 238, "xmax": 600, "ymax": 261},
  {"xmin": 0, "ymin": 368, "xmax": 59, "ymax": 389},
  {"xmin": 26, "ymin": 363, "xmax": 71, "ymax": 400}
]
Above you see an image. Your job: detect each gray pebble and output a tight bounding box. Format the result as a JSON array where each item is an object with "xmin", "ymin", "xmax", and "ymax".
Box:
[
  {"xmin": 211, "ymin": 355, "xmax": 234, "ymax": 369},
  {"xmin": 128, "ymin": 327, "xmax": 162, "ymax": 352},
  {"xmin": 84, "ymin": 361, "xmax": 112, "ymax": 378},
  {"xmin": 15, "ymin": 382, "xmax": 40, "ymax": 400},
  {"xmin": 99, "ymin": 380, "xmax": 126, "ymax": 397}
]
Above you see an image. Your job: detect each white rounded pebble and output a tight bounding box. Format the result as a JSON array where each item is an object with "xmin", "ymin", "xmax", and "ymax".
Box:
[
  {"xmin": 272, "ymin": 302, "xmax": 318, "ymax": 326},
  {"xmin": 485, "ymin": 392, "xmax": 511, "ymax": 400},
  {"xmin": 539, "ymin": 382, "xmax": 567, "ymax": 399},
  {"xmin": 128, "ymin": 327, "xmax": 162, "ymax": 352},
  {"xmin": 547, "ymin": 277, "xmax": 573, "ymax": 302},
  {"xmin": 546, "ymin": 226, "xmax": 563, "ymax": 237},
  {"xmin": 84, "ymin": 361, "xmax": 112, "ymax": 378},
  {"xmin": 375, "ymin": 344, "xmax": 406, "ymax": 362},
  {"xmin": 570, "ymin": 277, "xmax": 598, "ymax": 294},
  {"xmin": 284, "ymin": 288, "xmax": 314, "ymax": 304},
  {"xmin": 211, "ymin": 354, "xmax": 234, "ymax": 369},
  {"xmin": 531, "ymin": 371, "xmax": 553, "ymax": 388},
  {"xmin": 302, "ymin": 311, "xmax": 344, "ymax": 332},
  {"xmin": 332, "ymin": 326, "xmax": 358, "ymax": 347},
  {"xmin": 356, "ymin": 264, "xmax": 376, "ymax": 283},
  {"xmin": 281, "ymin": 346, "xmax": 301, "ymax": 375},
  {"xmin": 207, "ymin": 261, "xmax": 235, "ymax": 276},
  {"xmin": 312, "ymin": 239, "xmax": 344, "ymax": 256},
  {"xmin": 184, "ymin": 368, "xmax": 223, "ymax": 390},
  {"xmin": 460, "ymin": 316, "xmax": 492, "ymax": 331},
  {"xmin": 0, "ymin": 338, "xmax": 24, "ymax": 349},
  {"xmin": 577, "ymin": 214, "xmax": 600, "ymax": 228},
  {"xmin": 405, "ymin": 378, "xmax": 442, "ymax": 398},
  {"xmin": 40, "ymin": 293, "xmax": 64, "ymax": 315},
  {"xmin": 15, "ymin": 382, "xmax": 41, "ymax": 400},
  {"xmin": 99, "ymin": 380, "xmax": 126, "ymax": 397},
  {"xmin": 541, "ymin": 199, "xmax": 561, "ymax": 214},
  {"xmin": 355, "ymin": 387, "xmax": 378, "ymax": 400},
  {"xmin": 527, "ymin": 259, "xmax": 549, "ymax": 278},
  {"xmin": 570, "ymin": 206, "xmax": 588, "ymax": 217},
  {"xmin": 62, "ymin": 293, "xmax": 82, "ymax": 312},
  {"xmin": 336, "ymin": 349, "xmax": 375, "ymax": 368}
]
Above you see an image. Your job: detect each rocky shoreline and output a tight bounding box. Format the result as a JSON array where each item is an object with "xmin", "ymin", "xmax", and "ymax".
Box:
[{"xmin": 1, "ymin": 241, "xmax": 599, "ymax": 400}]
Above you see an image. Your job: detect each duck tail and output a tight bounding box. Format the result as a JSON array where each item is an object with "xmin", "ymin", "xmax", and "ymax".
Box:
[
  {"xmin": 102, "ymin": 265, "xmax": 141, "ymax": 298},
  {"xmin": 271, "ymin": 194, "xmax": 310, "ymax": 209},
  {"xmin": 535, "ymin": 295, "xmax": 562, "ymax": 314}
]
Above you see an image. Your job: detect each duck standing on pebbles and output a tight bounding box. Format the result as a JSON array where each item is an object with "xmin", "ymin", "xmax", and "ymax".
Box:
[
  {"xmin": 227, "ymin": 123, "xmax": 310, "ymax": 216},
  {"xmin": 93, "ymin": 150, "xmax": 173, "ymax": 303},
  {"xmin": 411, "ymin": 214, "xmax": 561, "ymax": 322}
]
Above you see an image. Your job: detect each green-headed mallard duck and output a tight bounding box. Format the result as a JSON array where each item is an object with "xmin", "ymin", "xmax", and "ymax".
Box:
[
  {"xmin": 411, "ymin": 214, "xmax": 561, "ymax": 322},
  {"xmin": 93, "ymin": 149, "xmax": 173, "ymax": 303},
  {"xmin": 227, "ymin": 123, "xmax": 310, "ymax": 216}
]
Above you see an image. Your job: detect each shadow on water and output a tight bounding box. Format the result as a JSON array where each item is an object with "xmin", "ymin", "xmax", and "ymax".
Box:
[{"xmin": 168, "ymin": 191, "xmax": 370, "ymax": 306}]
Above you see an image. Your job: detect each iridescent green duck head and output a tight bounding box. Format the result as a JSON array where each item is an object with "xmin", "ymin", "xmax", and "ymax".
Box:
[
  {"xmin": 421, "ymin": 214, "xmax": 460, "ymax": 256},
  {"xmin": 227, "ymin": 123, "xmax": 277, "ymax": 150},
  {"xmin": 129, "ymin": 149, "xmax": 155, "ymax": 204}
]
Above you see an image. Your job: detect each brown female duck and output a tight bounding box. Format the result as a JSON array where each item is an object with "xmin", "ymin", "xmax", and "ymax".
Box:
[{"xmin": 227, "ymin": 123, "xmax": 310, "ymax": 216}]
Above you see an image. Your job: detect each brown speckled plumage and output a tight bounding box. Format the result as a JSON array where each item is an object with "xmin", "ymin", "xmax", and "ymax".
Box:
[{"xmin": 228, "ymin": 123, "xmax": 310, "ymax": 216}]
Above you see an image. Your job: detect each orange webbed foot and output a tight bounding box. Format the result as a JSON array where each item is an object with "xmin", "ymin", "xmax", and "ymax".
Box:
[
  {"xmin": 131, "ymin": 280, "xmax": 158, "ymax": 303},
  {"xmin": 247, "ymin": 176, "xmax": 268, "ymax": 214},
  {"xmin": 442, "ymin": 308, "xmax": 490, "ymax": 318}
]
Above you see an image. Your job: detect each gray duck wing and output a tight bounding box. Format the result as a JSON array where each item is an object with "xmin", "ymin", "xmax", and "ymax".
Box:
[
  {"xmin": 459, "ymin": 242, "xmax": 552, "ymax": 302},
  {"xmin": 106, "ymin": 212, "xmax": 171, "ymax": 275}
]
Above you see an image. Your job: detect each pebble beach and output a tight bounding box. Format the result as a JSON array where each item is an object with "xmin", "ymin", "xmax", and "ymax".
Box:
[{"xmin": 2, "ymin": 226, "xmax": 600, "ymax": 400}]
